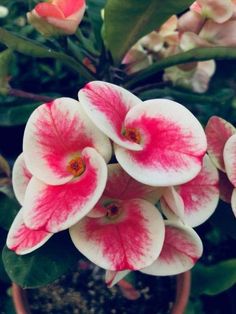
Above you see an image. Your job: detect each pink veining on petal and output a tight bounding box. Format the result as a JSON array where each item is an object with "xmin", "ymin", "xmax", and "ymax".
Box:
[
  {"xmin": 104, "ymin": 164, "xmax": 162, "ymax": 202},
  {"xmin": 23, "ymin": 98, "xmax": 98, "ymax": 185},
  {"xmin": 157, "ymin": 225, "xmax": 200, "ymax": 265},
  {"xmin": 37, "ymin": 101, "xmax": 93, "ymax": 177},
  {"xmin": 206, "ymin": 116, "xmax": 235, "ymax": 172},
  {"xmin": 24, "ymin": 148, "xmax": 107, "ymax": 233},
  {"xmin": 115, "ymin": 99, "xmax": 207, "ymax": 186},
  {"xmin": 177, "ymin": 155, "xmax": 219, "ymax": 226},
  {"xmin": 84, "ymin": 202, "xmax": 151, "ymax": 270},
  {"xmin": 7, "ymin": 210, "xmax": 52, "ymax": 255},
  {"xmin": 127, "ymin": 116, "xmax": 204, "ymax": 167},
  {"xmin": 12, "ymin": 153, "xmax": 32, "ymax": 205},
  {"xmin": 82, "ymin": 83, "xmax": 132, "ymax": 140},
  {"xmin": 141, "ymin": 222, "xmax": 203, "ymax": 276},
  {"xmin": 70, "ymin": 199, "xmax": 165, "ymax": 271}
]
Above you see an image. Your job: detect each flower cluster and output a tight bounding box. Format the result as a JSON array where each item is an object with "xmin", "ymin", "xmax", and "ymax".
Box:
[
  {"xmin": 124, "ymin": 0, "xmax": 236, "ymax": 93},
  {"xmin": 7, "ymin": 81, "xmax": 220, "ymax": 280}
]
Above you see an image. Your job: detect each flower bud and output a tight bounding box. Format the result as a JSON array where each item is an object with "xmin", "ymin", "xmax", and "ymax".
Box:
[{"xmin": 27, "ymin": 0, "xmax": 86, "ymax": 37}]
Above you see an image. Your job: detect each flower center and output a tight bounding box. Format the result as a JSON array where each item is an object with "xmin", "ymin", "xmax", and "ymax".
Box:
[
  {"xmin": 123, "ymin": 128, "xmax": 141, "ymax": 144},
  {"xmin": 106, "ymin": 202, "xmax": 120, "ymax": 219},
  {"xmin": 67, "ymin": 156, "xmax": 85, "ymax": 177}
]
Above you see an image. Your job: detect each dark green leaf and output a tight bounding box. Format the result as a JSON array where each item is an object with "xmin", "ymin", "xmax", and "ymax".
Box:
[
  {"xmin": 0, "ymin": 103, "xmax": 40, "ymax": 126},
  {"xmin": 103, "ymin": 0, "xmax": 193, "ymax": 63},
  {"xmin": 2, "ymin": 231, "xmax": 80, "ymax": 288},
  {"xmin": 0, "ymin": 193, "xmax": 20, "ymax": 230},
  {"xmin": 87, "ymin": 0, "xmax": 107, "ymax": 47},
  {"xmin": 0, "ymin": 27, "xmax": 95, "ymax": 81},
  {"xmin": 191, "ymin": 260, "xmax": 236, "ymax": 296}
]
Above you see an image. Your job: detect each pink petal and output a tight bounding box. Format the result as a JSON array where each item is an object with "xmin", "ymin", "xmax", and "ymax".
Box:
[
  {"xmin": 12, "ymin": 153, "xmax": 32, "ymax": 205},
  {"xmin": 231, "ymin": 188, "xmax": 236, "ymax": 217},
  {"xmin": 69, "ymin": 199, "xmax": 165, "ymax": 271},
  {"xmin": 178, "ymin": 11, "xmax": 205, "ymax": 34},
  {"xmin": 35, "ymin": 3, "xmax": 65, "ymax": 18},
  {"xmin": 7, "ymin": 209, "xmax": 53, "ymax": 255},
  {"xmin": 176, "ymin": 154, "xmax": 219, "ymax": 227},
  {"xmin": 196, "ymin": 0, "xmax": 233, "ymax": 23},
  {"xmin": 105, "ymin": 270, "xmax": 131, "ymax": 287},
  {"xmin": 78, "ymin": 81, "xmax": 143, "ymax": 150},
  {"xmin": 46, "ymin": 8, "xmax": 86, "ymax": 35},
  {"xmin": 200, "ymin": 20, "xmax": 236, "ymax": 46},
  {"xmin": 115, "ymin": 99, "xmax": 207, "ymax": 186},
  {"xmin": 161, "ymin": 187, "xmax": 185, "ymax": 221},
  {"xmin": 23, "ymin": 98, "xmax": 111, "ymax": 186},
  {"xmin": 103, "ymin": 163, "xmax": 164, "ymax": 203},
  {"xmin": 23, "ymin": 147, "xmax": 107, "ymax": 233},
  {"xmin": 141, "ymin": 221, "xmax": 203, "ymax": 276},
  {"xmin": 205, "ymin": 116, "xmax": 235, "ymax": 172},
  {"xmin": 54, "ymin": 0, "xmax": 85, "ymax": 17},
  {"xmin": 223, "ymin": 133, "xmax": 236, "ymax": 186},
  {"xmin": 219, "ymin": 170, "xmax": 234, "ymax": 203}
]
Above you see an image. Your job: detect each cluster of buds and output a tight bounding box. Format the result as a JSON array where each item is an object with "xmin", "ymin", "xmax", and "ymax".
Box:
[
  {"xmin": 124, "ymin": 0, "xmax": 236, "ymax": 93},
  {"xmin": 7, "ymin": 81, "xmax": 220, "ymax": 281}
]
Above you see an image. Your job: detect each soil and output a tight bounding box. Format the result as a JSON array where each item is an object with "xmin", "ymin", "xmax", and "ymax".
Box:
[{"xmin": 27, "ymin": 259, "xmax": 176, "ymax": 314}]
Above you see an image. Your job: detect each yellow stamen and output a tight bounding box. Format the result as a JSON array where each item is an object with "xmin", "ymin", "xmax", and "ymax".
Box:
[{"xmin": 67, "ymin": 156, "xmax": 85, "ymax": 177}]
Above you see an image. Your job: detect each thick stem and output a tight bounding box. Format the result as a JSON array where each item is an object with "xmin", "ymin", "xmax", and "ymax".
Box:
[
  {"xmin": 8, "ymin": 88, "xmax": 54, "ymax": 103},
  {"xmin": 171, "ymin": 271, "xmax": 191, "ymax": 314},
  {"xmin": 12, "ymin": 283, "xmax": 31, "ymax": 314}
]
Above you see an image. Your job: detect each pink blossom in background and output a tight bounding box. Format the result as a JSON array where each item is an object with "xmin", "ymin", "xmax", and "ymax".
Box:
[{"xmin": 27, "ymin": 0, "xmax": 86, "ymax": 36}]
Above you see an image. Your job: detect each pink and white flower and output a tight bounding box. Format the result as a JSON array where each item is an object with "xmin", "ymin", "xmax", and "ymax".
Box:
[
  {"xmin": 27, "ymin": 0, "xmax": 86, "ymax": 36},
  {"xmin": 70, "ymin": 163, "xmax": 165, "ymax": 271},
  {"xmin": 8, "ymin": 97, "xmax": 112, "ymax": 252},
  {"xmin": 78, "ymin": 81, "xmax": 207, "ymax": 186},
  {"xmin": 105, "ymin": 221, "xmax": 203, "ymax": 286},
  {"xmin": 161, "ymin": 155, "xmax": 219, "ymax": 227}
]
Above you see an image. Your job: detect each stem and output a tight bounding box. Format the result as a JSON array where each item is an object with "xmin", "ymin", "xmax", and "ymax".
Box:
[
  {"xmin": 12, "ymin": 283, "xmax": 31, "ymax": 314},
  {"xmin": 171, "ymin": 271, "xmax": 191, "ymax": 314},
  {"xmin": 125, "ymin": 47, "xmax": 236, "ymax": 88},
  {"xmin": 8, "ymin": 88, "xmax": 54, "ymax": 102}
]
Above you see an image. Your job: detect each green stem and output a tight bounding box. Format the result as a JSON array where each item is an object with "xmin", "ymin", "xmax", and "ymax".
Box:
[
  {"xmin": 125, "ymin": 47, "xmax": 236, "ymax": 88},
  {"xmin": 75, "ymin": 29, "xmax": 100, "ymax": 57},
  {"xmin": 0, "ymin": 27, "xmax": 96, "ymax": 82}
]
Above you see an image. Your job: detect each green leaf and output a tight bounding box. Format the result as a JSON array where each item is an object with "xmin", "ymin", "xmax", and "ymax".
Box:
[
  {"xmin": 0, "ymin": 27, "xmax": 95, "ymax": 81},
  {"xmin": 0, "ymin": 102, "xmax": 40, "ymax": 126},
  {"xmin": 0, "ymin": 193, "xmax": 20, "ymax": 231},
  {"xmin": 0, "ymin": 49, "xmax": 14, "ymax": 94},
  {"xmin": 191, "ymin": 260, "xmax": 236, "ymax": 296},
  {"xmin": 2, "ymin": 232, "xmax": 80, "ymax": 288},
  {"xmin": 103, "ymin": 0, "xmax": 193, "ymax": 63},
  {"xmin": 87, "ymin": 0, "xmax": 107, "ymax": 47}
]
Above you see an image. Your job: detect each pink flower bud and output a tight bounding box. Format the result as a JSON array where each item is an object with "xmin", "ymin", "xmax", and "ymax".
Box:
[{"xmin": 27, "ymin": 0, "xmax": 86, "ymax": 36}]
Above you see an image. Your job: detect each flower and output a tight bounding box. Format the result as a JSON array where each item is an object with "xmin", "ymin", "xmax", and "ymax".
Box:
[
  {"xmin": 7, "ymin": 97, "xmax": 112, "ymax": 254},
  {"xmin": 70, "ymin": 163, "xmax": 165, "ymax": 271},
  {"xmin": 163, "ymin": 60, "xmax": 216, "ymax": 93},
  {"xmin": 27, "ymin": 0, "xmax": 86, "ymax": 36},
  {"xmin": 78, "ymin": 81, "xmax": 207, "ymax": 186},
  {"xmin": 105, "ymin": 221, "xmax": 203, "ymax": 287},
  {"xmin": 160, "ymin": 155, "xmax": 220, "ymax": 227},
  {"xmin": 191, "ymin": 0, "xmax": 235, "ymax": 24},
  {"xmin": 205, "ymin": 116, "xmax": 236, "ymax": 216}
]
